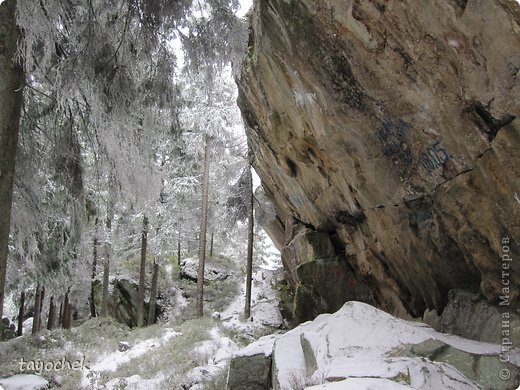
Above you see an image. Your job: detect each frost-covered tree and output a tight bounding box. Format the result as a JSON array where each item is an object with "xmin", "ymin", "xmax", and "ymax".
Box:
[
  {"xmin": 0, "ymin": 0, "xmax": 24, "ymax": 320},
  {"xmin": 1, "ymin": 0, "xmax": 248, "ymax": 323}
]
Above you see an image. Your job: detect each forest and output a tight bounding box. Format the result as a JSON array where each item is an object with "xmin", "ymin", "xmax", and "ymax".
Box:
[{"xmin": 0, "ymin": 0, "xmax": 254, "ymax": 325}]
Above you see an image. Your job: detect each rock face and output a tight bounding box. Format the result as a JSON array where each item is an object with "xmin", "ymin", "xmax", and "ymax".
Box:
[
  {"xmin": 237, "ymin": 0, "xmax": 520, "ymax": 335},
  {"xmin": 423, "ymin": 289, "xmax": 520, "ymax": 345}
]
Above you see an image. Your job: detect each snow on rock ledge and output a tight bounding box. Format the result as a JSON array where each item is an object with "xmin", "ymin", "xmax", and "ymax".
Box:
[{"xmin": 227, "ymin": 302, "xmax": 520, "ymax": 390}]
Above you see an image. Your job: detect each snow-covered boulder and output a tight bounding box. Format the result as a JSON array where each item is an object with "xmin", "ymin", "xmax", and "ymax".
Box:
[
  {"xmin": 228, "ymin": 302, "xmax": 520, "ymax": 389},
  {"xmin": 227, "ymin": 335, "xmax": 278, "ymax": 390},
  {"xmin": 0, "ymin": 374, "xmax": 48, "ymax": 390},
  {"xmin": 180, "ymin": 257, "xmax": 231, "ymax": 282}
]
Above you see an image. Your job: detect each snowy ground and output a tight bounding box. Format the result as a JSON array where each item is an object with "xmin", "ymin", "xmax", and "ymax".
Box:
[
  {"xmin": 0, "ymin": 253, "xmax": 284, "ymax": 390},
  {"xmin": 74, "ymin": 263, "xmax": 283, "ymax": 390}
]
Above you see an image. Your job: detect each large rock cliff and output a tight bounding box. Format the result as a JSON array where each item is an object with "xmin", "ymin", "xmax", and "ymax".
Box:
[{"xmin": 238, "ymin": 0, "xmax": 520, "ymax": 341}]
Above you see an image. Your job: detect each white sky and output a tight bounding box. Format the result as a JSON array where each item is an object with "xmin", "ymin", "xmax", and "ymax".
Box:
[{"xmin": 237, "ymin": 0, "xmax": 254, "ymax": 17}]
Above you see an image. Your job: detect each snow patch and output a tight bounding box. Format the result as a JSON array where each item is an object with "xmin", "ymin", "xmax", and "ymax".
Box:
[
  {"xmin": 81, "ymin": 329, "xmax": 180, "ymax": 387},
  {"xmin": 234, "ymin": 334, "xmax": 278, "ymax": 358},
  {"xmin": 0, "ymin": 374, "xmax": 48, "ymax": 390}
]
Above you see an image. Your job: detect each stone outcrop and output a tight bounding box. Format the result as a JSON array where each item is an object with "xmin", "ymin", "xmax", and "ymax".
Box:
[
  {"xmin": 237, "ymin": 0, "xmax": 520, "ymax": 335},
  {"xmin": 227, "ymin": 302, "xmax": 520, "ymax": 390},
  {"xmin": 179, "ymin": 257, "xmax": 231, "ymax": 283},
  {"xmin": 107, "ymin": 279, "xmax": 161, "ymax": 328},
  {"xmin": 227, "ymin": 353, "xmax": 272, "ymax": 390},
  {"xmin": 227, "ymin": 334, "xmax": 277, "ymax": 390},
  {"xmin": 423, "ymin": 289, "xmax": 520, "ymax": 345}
]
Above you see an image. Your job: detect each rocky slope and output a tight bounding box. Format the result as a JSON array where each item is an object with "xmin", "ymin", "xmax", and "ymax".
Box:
[
  {"xmin": 227, "ymin": 302, "xmax": 520, "ymax": 390},
  {"xmin": 238, "ymin": 0, "xmax": 520, "ymax": 340}
]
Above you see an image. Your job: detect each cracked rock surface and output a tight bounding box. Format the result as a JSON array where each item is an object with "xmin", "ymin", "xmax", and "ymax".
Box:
[{"xmin": 237, "ymin": 0, "xmax": 520, "ymax": 337}]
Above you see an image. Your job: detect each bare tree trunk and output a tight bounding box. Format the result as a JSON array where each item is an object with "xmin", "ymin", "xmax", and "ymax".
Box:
[
  {"xmin": 58, "ymin": 299, "xmax": 63, "ymax": 328},
  {"xmin": 209, "ymin": 231, "xmax": 214, "ymax": 257},
  {"xmin": 101, "ymin": 260, "xmax": 109, "ymax": 317},
  {"xmin": 63, "ymin": 302, "xmax": 72, "ymax": 329},
  {"xmin": 177, "ymin": 232, "xmax": 181, "ymax": 267},
  {"xmin": 148, "ymin": 259, "xmax": 159, "ymax": 325},
  {"xmin": 32, "ymin": 284, "xmax": 41, "ymax": 335},
  {"xmin": 38, "ymin": 286, "xmax": 45, "ymax": 331},
  {"xmin": 16, "ymin": 290, "xmax": 24, "ymax": 336},
  {"xmin": 90, "ymin": 218, "xmax": 99, "ymax": 318},
  {"xmin": 0, "ymin": 0, "xmax": 24, "ymax": 321},
  {"xmin": 62, "ymin": 288, "xmax": 70, "ymax": 328},
  {"xmin": 244, "ymin": 166, "xmax": 254, "ymax": 318},
  {"xmin": 101, "ymin": 217, "xmax": 112, "ymax": 317},
  {"xmin": 137, "ymin": 215, "xmax": 148, "ymax": 327},
  {"xmin": 47, "ymin": 297, "xmax": 55, "ymax": 330},
  {"xmin": 196, "ymin": 134, "xmax": 211, "ymax": 317}
]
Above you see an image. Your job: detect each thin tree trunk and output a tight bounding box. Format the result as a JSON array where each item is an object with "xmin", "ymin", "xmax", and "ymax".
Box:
[
  {"xmin": 137, "ymin": 215, "xmax": 148, "ymax": 327},
  {"xmin": 47, "ymin": 297, "xmax": 55, "ymax": 330},
  {"xmin": 90, "ymin": 218, "xmax": 99, "ymax": 318},
  {"xmin": 177, "ymin": 232, "xmax": 181, "ymax": 267},
  {"xmin": 58, "ymin": 299, "xmax": 63, "ymax": 328},
  {"xmin": 32, "ymin": 284, "xmax": 41, "ymax": 335},
  {"xmin": 101, "ymin": 258, "xmax": 110, "ymax": 317},
  {"xmin": 209, "ymin": 231, "xmax": 214, "ymax": 257},
  {"xmin": 101, "ymin": 217, "xmax": 112, "ymax": 317},
  {"xmin": 62, "ymin": 288, "xmax": 70, "ymax": 328},
  {"xmin": 244, "ymin": 166, "xmax": 254, "ymax": 318},
  {"xmin": 0, "ymin": 0, "xmax": 25, "ymax": 321},
  {"xmin": 16, "ymin": 290, "xmax": 24, "ymax": 336},
  {"xmin": 38, "ymin": 286, "xmax": 45, "ymax": 331},
  {"xmin": 196, "ymin": 134, "xmax": 211, "ymax": 317},
  {"xmin": 148, "ymin": 259, "xmax": 159, "ymax": 325},
  {"xmin": 63, "ymin": 302, "xmax": 72, "ymax": 329}
]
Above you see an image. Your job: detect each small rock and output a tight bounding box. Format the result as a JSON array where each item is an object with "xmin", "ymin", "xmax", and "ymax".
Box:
[{"xmin": 118, "ymin": 341, "xmax": 132, "ymax": 352}]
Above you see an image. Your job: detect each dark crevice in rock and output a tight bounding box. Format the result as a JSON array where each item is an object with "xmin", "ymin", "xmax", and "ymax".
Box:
[
  {"xmin": 433, "ymin": 168, "xmax": 473, "ymax": 193},
  {"xmin": 448, "ymin": 0, "xmax": 469, "ymax": 17},
  {"xmin": 285, "ymin": 157, "xmax": 298, "ymax": 177},
  {"xmin": 334, "ymin": 209, "xmax": 366, "ymax": 226},
  {"xmin": 472, "ymin": 102, "xmax": 515, "ymax": 141}
]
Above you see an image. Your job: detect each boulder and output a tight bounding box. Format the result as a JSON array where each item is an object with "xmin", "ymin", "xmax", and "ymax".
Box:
[
  {"xmin": 118, "ymin": 341, "xmax": 132, "ymax": 352},
  {"xmin": 230, "ymin": 302, "xmax": 520, "ymax": 390},
  {"xmin": 226, "ymin": 334, "xmax": 277, "ymax": 390},
  {"xmin": 226, "ymin": 353, "xmax": 272, "ymax": 390},
  {"xmin": 107, "ymin": 279, "xmax": 161, "ymax": 328},
  {"xmin": 180, "ymin": 257, "xmax": 230, "ymax": 283},
  {"xmin": 0, "ymin": 374, "xmax": 48, "ymax": 390},
  {"xmin": 237, "ymin": 0, "xmax": 520, "ymax": 335},
  {"xmin": 397, "ymin": 338, "xmax": 519, "ymax": 390}
]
